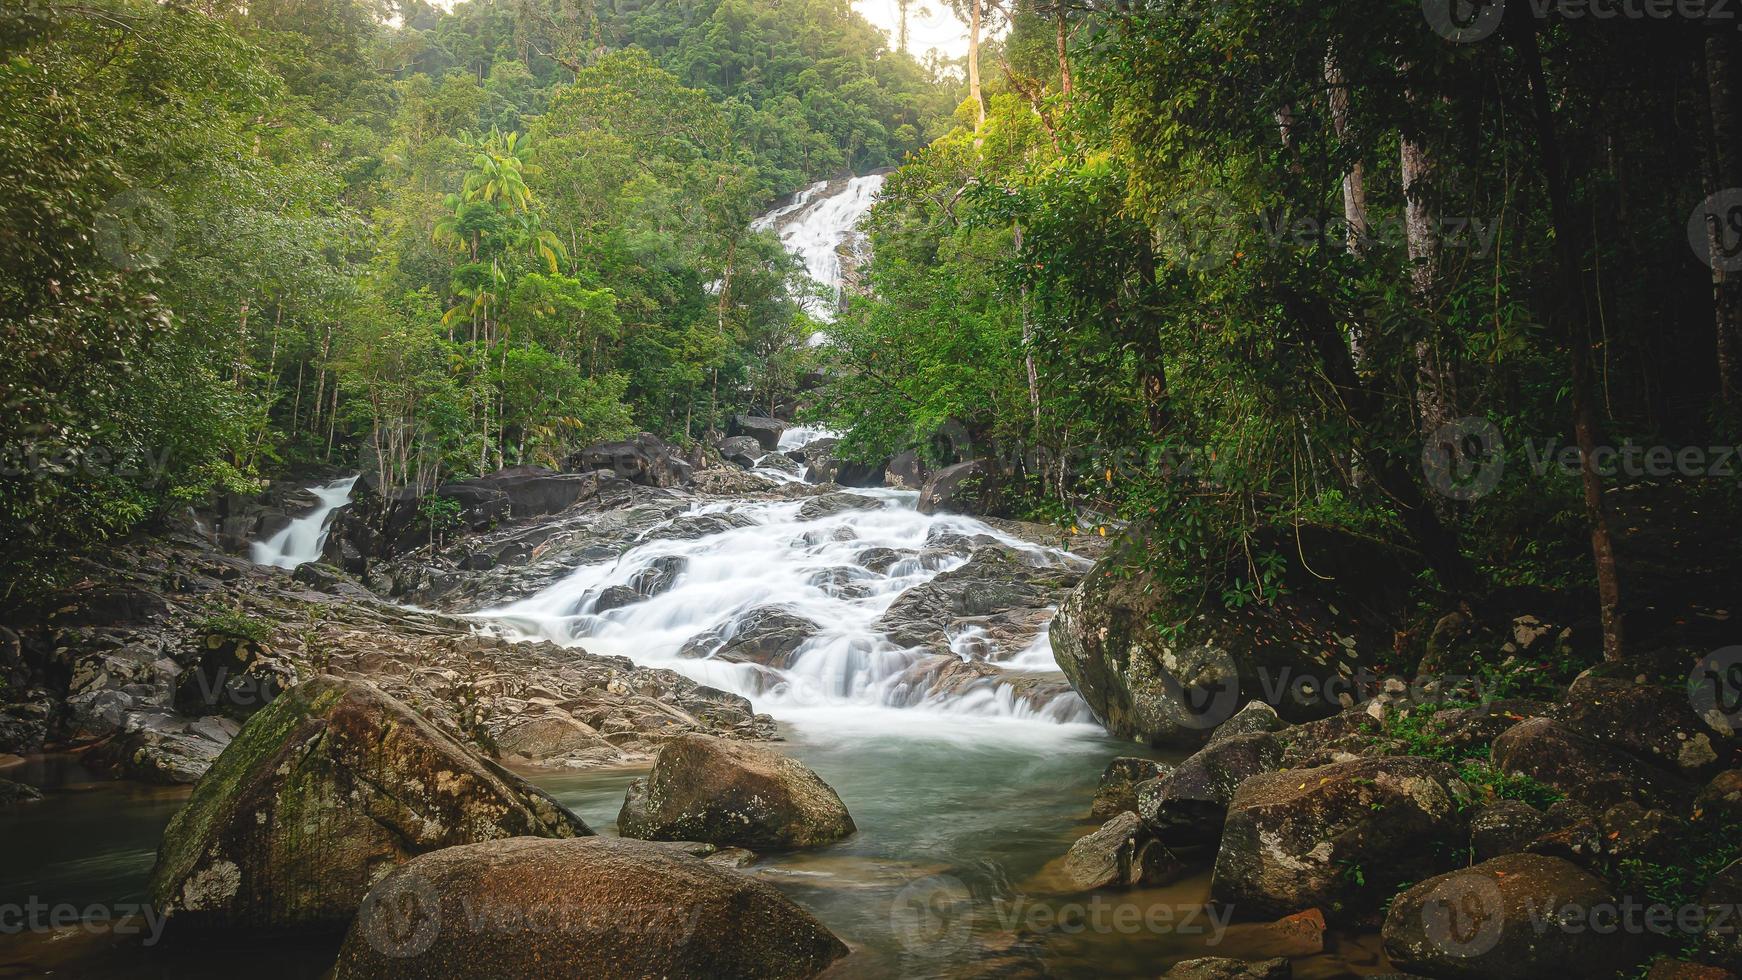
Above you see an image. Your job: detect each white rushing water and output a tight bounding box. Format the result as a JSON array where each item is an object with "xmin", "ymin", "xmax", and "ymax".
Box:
[
  {"xmin": 754, "ymin": 174, "xmax": 885, "ymax": 329},
  {"xmin": 476, "ymin": 488, "xmax": 1097, "ymax": 737},
  {"xmin": 249, "ymin": 475, "xmax": 359, "ymax": 569}
]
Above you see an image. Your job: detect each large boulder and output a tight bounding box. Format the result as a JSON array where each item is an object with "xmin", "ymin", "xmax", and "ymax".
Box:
[
  {"xmin": 716, "ymin": 435, "xmax": 766, "ymax": 467},
  {"xmin": 617, "ymin": 734, "xmax": 854, "ymax": 850},
  {"xmin": 1051, "ymin": 524, "xmax": 1414, "ymax": 747},
  {"xmin": 1162, "ymin": 959, "xmax": 1291, "ymax": 980},
  {"xmin": 885, "ymin": 451, "xmax": 928, "ymax": 490},
  {"xmin": 916, "ymin": 459, "xmax": 1003, "ymax": 516},
  {"xmin": 1091, "ymin": 757, "xmax": 1171, "ymax": 819},
  {"xmin": 803, "ymin": 446, "xmax": 885, "ymax": 487},
  {"xmin": 1138, "ymin": 732, "xmax": 1283, "ymax": 845},
  {"xmin": 1382, "ymin": 853, "xmax": 1645, "ymax": 978},
  {"xmin": 874, "ymin": 546, "xmax": 1079, "ymax": 656},
  {"xmin": 677, "ymin": 606, "xmax": 820, "ymax": 670},
  {"xmin": 148, "ymin": 676, "xmax": 590, "ymax": 933},
  {"xmin": 334, "ymin": 836, "xmax": 846, "ymax": 980},
  {"xmin": 1553, "ymin": 667, "xmax": 1734, "ymax": 778},
  {"xmin": 727, "ymin": 415, "xmax": 787, "ymax": 452},
  {"xmin": 1211, "ymin": 756, "xmax": 1468, "ymax": 921},
  {"xmin": 567, "ymin": 432, "xmax": 693, "ymax": 488},
  {"xmin": 1491, "ymin": 717, "xmax": 1690, "ymax": 811},
  {"xmin": 1060, "ymin": 811, "xmax": 1182, "ymax": 890},
  {"xmin": 477, "ymin": 466, "xmax": 627, "ymax": 519}
]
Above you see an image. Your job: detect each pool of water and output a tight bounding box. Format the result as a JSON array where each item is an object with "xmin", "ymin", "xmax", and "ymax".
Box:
[{"xmin": 0, "ymin": 727, "xmax": 1393, "ymax": 978}]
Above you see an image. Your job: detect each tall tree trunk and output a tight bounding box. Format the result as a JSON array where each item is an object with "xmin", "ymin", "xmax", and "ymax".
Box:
[
  {"xmin": 1054, "ymin": 1, "xmax": 1072, "ymax": 98},
  {"xmin": 1325, "ymin": 51, "xmax": 1370, "ymax": 261},
  {"xmin": 898, "ymin": 0, "xmax": 911, "ymax": 52},
  {"xmin": 969, "ymin": 0, "xmax": 985, "ymax": 127},
  {"xmin": 1706, "ymin": 32, "xmax": 1742, "ymax": 409},
  {"xmin": 1133, "ymin": 235, "xmax": 1169, "ymax": 437},
  {"xmin": 1401, "ymin": 122, "xmax": 1457, "ymax": 443},
  {"xmin": 1512, "ymin": 15, "xmax": 1626, "ymax": 661},
  {"xmin": 1014, "ymin": 221, "xmax": 1041, "ymax": 424}
]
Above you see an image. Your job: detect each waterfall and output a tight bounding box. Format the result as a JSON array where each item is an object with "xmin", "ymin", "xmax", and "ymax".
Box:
[
  {"xmin": 754, "ymin": 174, "xmax": 886, "ymax": 331},
  {"xmin": 475, "ymin": 489, "xmax": 1096, "ymax": 732},
  {"xmin": 249, "ymin": 475, "xmax": 359, "ymax": 570}
]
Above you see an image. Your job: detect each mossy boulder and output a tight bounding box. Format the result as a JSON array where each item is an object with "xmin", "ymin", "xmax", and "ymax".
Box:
[
  {"xmin": 617, "ymin": 734, "xmax": 854, "ymax": 850},
  {"xmin": 148, "ymin": 675, "xmax": 590, "ymax": 934},
  {"xmin": 1050, "ymin": 524, "xmax": 1415, "ymax": 747},
  {"xmin": 334, "ymin": 836, "xmax": 846, "ymax": 980},
  {"xmin": 1211, "ymin": 756, "xmax": 1469, "ymax": 921}
]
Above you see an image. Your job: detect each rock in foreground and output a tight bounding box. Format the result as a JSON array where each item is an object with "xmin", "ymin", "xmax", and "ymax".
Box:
[
  {"xmin": 148, "ymin": 675, "xmax": 590, "ymax": 933},
  {"xmin": 1211, "ymin": 756, "xmax": 1468, "ymax": 921},
  {"xmin": 618, "ymin": 734, "xmax": 854, "ymax": 850},
  {"xmin": 335, "ymin": 836, "xmax": 846, "ymax": 980},
  {"xmin": 1382, "ymin": 853, "xmax": 1644, "ymax": 978}
]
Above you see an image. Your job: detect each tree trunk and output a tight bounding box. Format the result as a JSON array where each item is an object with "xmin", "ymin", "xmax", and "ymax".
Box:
[
  {"xmin": 1014, "ymin": 221, "xmax": 1041, "ymax": 424},
  {"xmin": 1325, "ymin": 51, "xmax": 1370, "ymax": 259},
  {"xmin": 1512, "ymin": 16, "xmax": 1626, "ymax": 661},
  {"xmin": 969, "ymin": 0, "xmax": 985, "ymax": 127},
  {"xmin": 1133, "ymin": 235, "xmax": 1169, "ymax": 437},
  {"xmin": 1706, "ymin": 32, "xmax": 1742, "ymax": 409},
  {"xmin": 1055, "ymin": 1, "xmax": 1072, "ymax": 98},
  {"xmin": 1401, "ymin": 123, "xmax": 1457, "ymax": 444}
]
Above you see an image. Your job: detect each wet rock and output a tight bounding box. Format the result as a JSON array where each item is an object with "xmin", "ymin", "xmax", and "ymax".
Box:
[
  {"xmin": 678, "ymin": 606, "xmax": 820, "ymax": 670},
  {"xmin": 875, "ymin": 546, "xmax": 1078, "ymax": 656},
  {"xmin": 650, "ymin": 512, "xmax": 757, "ymax": 541},
  {"xmin": 802, "ymin": 446, "xmax": 885, "ymax": 487},
  {"xmin": 1139, "ymin": 733, "xmax": 1283, "ymax": 845},
  {"xmin": 174, "ymin": 629, "xmax": 296, "ymax": 721},
  {"xmin": 757, "ymin": 452, "xmax": 803, "ymax": 477},
  {"xmin": 916, "ymin": 459, "xmax": 1004, "ymax": 516},
  {"xmin": 1212, "ymin": 756, "xmax": 1469, "ymax": 921},
  {"xmin": 148, "ymin": 675, "xmax": 590, "ymax": 933},
  {"xmin": 1052, "ymin": 524, "xmax": 1411, "ymax": 747},
  {"xmin": 1209, "ymin": 701, "xmax": 1286, "ymax": 745},
  {"xmin": 885, "ymin": 451, "xmax": 927, "ymax": 490},
  {"xmin": 1061, "ymin": 811, "xmax": 1183, "ymax": 890},
  {"xmin": 617, "ymin": 734, "xmax": 854, "ymax": 850},
  {"xmin": 1161, "ymin": 957, "xmax": 1291, "ymax": 980},
  {"xmin": 568, "ymin": 432, "xmax": 694, "ymax": 488},
  {"xmin": 1492, "ymin": 717, "xmax": 1690, "ymax": 811},
  {"xmin": 494, "ymin": 713, "xmax": 627, "ymax": 767},
  {"xmin": 854, "ymin": 546, "xmax": 904, "ymax": 574},
  {"xmin": 1469, "ymin": 799, "xmax": 1553, "ymax": 861},
  {"xmin": 335, "ymin": 837, "xmax": 846, "ymax": 980},
  {"xmin": 0, "ymin": 777, "xmax": 42, "ymax": 804},
  {"xmin": 717, "ymin": 435, "xmax": 765, "ymax": 466},
  {"xmin": 1091, "ymin": 756, "xmax": 1171, "ymax": 819},
  {"xmin": 630, "ymin": 554, "xmax": 688, "ymax": 597},
  {"xmin": 728, "ymin": 415, "xmax": 787, "ymax": 452},
  {"xmin": 1382, "ymin": 853, "xmax": 1645, "ymax": 979},
  {"xmin": 482, "ymin": 466, "xmax": 625, "ymax": 518},
  {"xmin": 88, "ymin": 712, "xmax": 239, "ymax": 784},
  {"xmin": 795, "ymin": 491, "xmax": 880, "ymax": 521}
]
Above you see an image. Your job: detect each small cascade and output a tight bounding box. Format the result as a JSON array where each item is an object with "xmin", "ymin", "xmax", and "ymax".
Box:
[
  {"xmin": 475, "ymin": 489, "xmax": 1095, "ymax": 733},
  {"xmin": 753, "ymin": 174, "xmax": 886, "ymax": 330},
  {"xmin": 249, "ymin": 475, "xmax": 359, "ymax": 570}
]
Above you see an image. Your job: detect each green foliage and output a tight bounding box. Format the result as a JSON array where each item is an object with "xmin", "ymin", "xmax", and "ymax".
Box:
[{"xmin": 199, "ymin": 610, "xmax": 273, "ymax": 645}]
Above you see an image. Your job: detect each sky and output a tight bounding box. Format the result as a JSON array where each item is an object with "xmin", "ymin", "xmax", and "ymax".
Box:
[{"xmin": 853, "ymin": 0, "xmax": 970, "ymax": 60}]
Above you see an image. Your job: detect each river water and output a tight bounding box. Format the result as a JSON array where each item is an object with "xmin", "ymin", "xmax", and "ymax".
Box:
[{"xmin": 0, "ymin": 178, "xmax": 1394, "ymax": 978}]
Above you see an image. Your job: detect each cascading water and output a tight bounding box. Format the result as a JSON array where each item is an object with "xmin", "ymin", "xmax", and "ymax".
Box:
[
  {"xmin": 476, "ymin": 488, "xmax": 1096, "ymax": 736},
  {"xmin": 249, "ymin": 475, "xmax": 359, "ymax": 570},
  {"xmin": 754, "ymin": 174, "xmax": 885, "ymax": 335}
]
